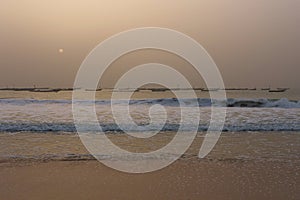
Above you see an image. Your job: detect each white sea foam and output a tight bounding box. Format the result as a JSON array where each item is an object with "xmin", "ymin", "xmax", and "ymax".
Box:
[
  {"xmin": 0, "ymin": 98, "xmax": 299, "ymax": 133},
  {"xmin": 0, "ymin": 98, "xmax": 299, "ymax": 108}
]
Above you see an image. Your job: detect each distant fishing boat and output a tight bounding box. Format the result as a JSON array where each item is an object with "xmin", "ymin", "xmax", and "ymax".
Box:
[
  {"xmin": 224, "ymin": 88, "xmax": 248, "ymax": 91},
  {"xmin": 194, "ymin": 88, "xmax": 204, "ymax": 91},
  {"xmin": 201, "ymin": 88, "xmax": 219, "ymax": 92},
  {"xmin": 261, "ymin": 88, "xmax": 270, "ymax": 91},
  {"xmin": 85, "ymin": 88, "xmax": 102, "ymax": 91},
  {"xmin": 149, "ymin": 88, "xmax": 170, "ymax": 92},
  {"xmin": 269, "ymin": 88, "xmax": 289, "ymax": 92}
]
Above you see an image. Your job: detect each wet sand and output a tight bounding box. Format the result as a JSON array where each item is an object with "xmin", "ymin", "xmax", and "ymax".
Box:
[
  {"xmin": 1, "ymin": 159, "xmax": 299, "ymax": 200},
  {"xmin": 0, "ymin": 132, "xmax": 300, "ymax": 200}
]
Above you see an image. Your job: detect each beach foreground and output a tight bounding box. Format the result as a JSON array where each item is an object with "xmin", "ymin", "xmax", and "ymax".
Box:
[
  {"xmin": 1, "ymin": 159, "xmax": 299, "ymax": 200},
  {"xmin": 1, "ymin": 132, "xmax": 299, "ymax": 200}
]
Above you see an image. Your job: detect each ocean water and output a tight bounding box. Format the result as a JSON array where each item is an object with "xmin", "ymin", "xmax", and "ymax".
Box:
[
  {"xmin": 1, "ymin": 90, "xmax": 299, "ymax": 133},
  {"xmin": 0, "ymin": 89, "xmax": 299, "ymax": 163}
]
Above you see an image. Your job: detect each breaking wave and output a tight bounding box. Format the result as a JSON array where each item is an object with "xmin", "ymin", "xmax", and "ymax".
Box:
[{"xmin": 0, "ymin": 98, "xmax": 299, "ymax": 108}]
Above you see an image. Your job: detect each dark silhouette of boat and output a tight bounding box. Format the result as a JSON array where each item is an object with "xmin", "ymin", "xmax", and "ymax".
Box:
[
  {"xmin": 0, "ymin": 87, "xmax": 75, "ymax": 92},
  {"xmin": 268, "ymin": 88, "xmax": 289, "ymax": 92},
  {"xmin": 201, "ymin": 88, "xmax": 219, "ymax": 92},
  {"xmin": 150, "ymin": 88, "xmax": 170, "ymax": 92},
  {"xmin": 261, "ymin": 85, "xmax": 271, "ymax": 90},
  {"xmin": 223, "ymin": 88, "xmax": 249, "ymax": 91}
]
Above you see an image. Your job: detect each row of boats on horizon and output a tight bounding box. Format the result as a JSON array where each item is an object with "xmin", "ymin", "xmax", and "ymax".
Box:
[{"xmin": 0, "ymin": 87, "xmax": 290, "ymax": 93}]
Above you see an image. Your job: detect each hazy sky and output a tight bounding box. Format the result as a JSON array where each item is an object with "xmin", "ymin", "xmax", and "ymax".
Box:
[{"xmin": 0, "ymin": 0, "xmax": 299, "ymax": 88}]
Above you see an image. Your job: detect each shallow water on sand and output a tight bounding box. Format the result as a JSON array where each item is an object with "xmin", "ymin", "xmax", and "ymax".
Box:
[{"xmin": 1, "ymin": 132, "xmax": 299, "ymax": 165}]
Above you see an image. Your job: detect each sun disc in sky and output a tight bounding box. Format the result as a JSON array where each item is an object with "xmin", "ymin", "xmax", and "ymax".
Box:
[{"xmin": 59, "ymin": 48, "xmax": 64, "ymax": 53}]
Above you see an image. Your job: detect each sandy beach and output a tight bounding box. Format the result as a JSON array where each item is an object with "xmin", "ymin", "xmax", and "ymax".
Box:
[
  {"xmin": 1, "ymin": 132, "xmax": 299, "ymax": 200},
  {"xmin": 1, "ymin": 159, "xmax": 299, "ymax": 200}
]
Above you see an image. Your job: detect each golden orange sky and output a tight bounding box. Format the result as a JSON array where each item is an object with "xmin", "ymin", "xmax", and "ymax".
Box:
[{"xmin": 0, "ymin": 0, "xmax": 299, "ymax": 88}]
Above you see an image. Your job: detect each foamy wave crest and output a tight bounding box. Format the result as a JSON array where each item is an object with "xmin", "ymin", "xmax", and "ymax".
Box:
[
  {"xmin": 227, "ymin": 98, "xmax": 300, "ymax": 108},
  {"xmin": 0, "ymin": 122, "xmax": 299, "ymax": 133},
  {"xmin": 0, "ymin": 98, "xmax": 299, "ymax": 108},
  {"xmin": 0, "ymin": 97, "xmax": 299, "ymax": 133}
]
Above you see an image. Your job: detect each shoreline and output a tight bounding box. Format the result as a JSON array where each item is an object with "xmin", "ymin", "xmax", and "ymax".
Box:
[{"xmin": 1, "ymin": 131, "xmax": 300, "ymax": 164}]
